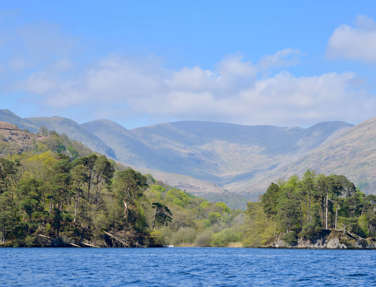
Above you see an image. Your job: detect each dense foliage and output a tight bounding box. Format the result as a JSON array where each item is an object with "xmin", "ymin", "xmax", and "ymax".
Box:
[
  {"xmin": 0, "ymin": 150, "xmax": 161, "ymax": 247},
  {"xmin": 0, "ymin": 127, "xmax": 169, "ymax": 247},
  {"xmin": 243, "ymin": 171, "xmax": 376, "ymax": 246},
  {"xmin": 144, "ymin": 183, "xmax": 243, "ymax": 247},
  {"xmin": 0, "ymin": 127, "xmax": 244, "ymax": 247}
]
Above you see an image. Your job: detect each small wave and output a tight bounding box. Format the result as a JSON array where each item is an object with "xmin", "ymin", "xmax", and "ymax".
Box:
[{"xmin": 347, "ymin": 273, "xmax": 368, "ymax": 277}]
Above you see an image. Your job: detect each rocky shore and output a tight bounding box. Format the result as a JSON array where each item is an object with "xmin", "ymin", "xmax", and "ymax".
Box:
[{"xmin": 272, "ymin": 230, "xmax": 376, "ymax": 249}]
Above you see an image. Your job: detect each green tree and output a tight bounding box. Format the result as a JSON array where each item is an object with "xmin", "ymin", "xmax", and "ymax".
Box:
[
  {"xmin": 0, "ymin": 158, "xmax": 18, "ymax": 194},
  {"xmin": 261, "ymin": 183, "xmax": 280, "ymax": 218},
  {"xmin": 152, "ymin": 202, "xmax": 173, "ymax": 229}
]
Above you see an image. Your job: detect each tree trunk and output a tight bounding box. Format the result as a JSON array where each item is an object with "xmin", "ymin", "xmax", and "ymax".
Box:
[
  {"xmin": 74, "ymin": 197, "xmax": 78, "ymax": 223},
  {"xmin": 87, "ymin": 170, "xmax": 92, "ymax": 203},
  {"xmin": 335, "ymin": 206, "xmax": 338, "ymax": 230},
  {"xmin": 325, "ymin": 192, "xmax": 329, "ymax": 229},
  {"xmin": 308, "ymin": 194, "xmax": 312, "ymax": 224},
  {"xmin": 123, "ymin": 200, "xmax": 128, "ymax": 218}
]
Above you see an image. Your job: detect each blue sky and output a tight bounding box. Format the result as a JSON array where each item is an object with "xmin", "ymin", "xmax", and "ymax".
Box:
[{"xmin": 1, "ymin": 1, "xmax": 376, "ymax": 128}]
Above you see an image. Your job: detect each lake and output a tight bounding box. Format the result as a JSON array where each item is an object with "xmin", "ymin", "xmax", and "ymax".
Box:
[{"xmin": 0, "ymin": 248, "xmax": 374, "ymax": 286}]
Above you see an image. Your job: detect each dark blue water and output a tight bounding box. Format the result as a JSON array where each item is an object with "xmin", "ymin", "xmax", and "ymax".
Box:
[{"xmin": 0, "ymin": 248, "xmax": 375, "ymax": 286}]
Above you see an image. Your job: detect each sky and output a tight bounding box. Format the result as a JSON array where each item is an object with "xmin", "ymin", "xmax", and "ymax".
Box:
[{"xmin": 1, "ymin": 1, "xmax": 376, "ymax": 128}]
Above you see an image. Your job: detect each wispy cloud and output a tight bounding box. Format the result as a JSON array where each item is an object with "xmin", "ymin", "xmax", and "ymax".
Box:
[
  {"xmin": 2, "ymin": 18, "xmax": 375, "ymax": 127},
  {"xmin": 327, "ymin": 15, "xmax": 376, "ymax": 63},
  {"xmin": 18, "ymin": 50, "xmax": 374, "ymax": 126}
]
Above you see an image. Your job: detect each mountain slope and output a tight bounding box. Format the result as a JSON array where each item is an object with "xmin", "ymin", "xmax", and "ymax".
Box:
[
  {"xmin": 27, "ymin": 116, "xmax": 116, "ymax": 159},
  {"xmin": 0, "ymin": 120, "xmax": 92, "ymax": 157},
  {"xmin": 82, "ymin": 119, "xmax": 352, "ymax": 195},
  {"xmin": 2, "ymin": 110, "xmax": 360, "ymax": 201},
  {"xmin": 82, "ymin": 119, "xmax": 156, "ymax": 167},
  {"xmin": 250, "ymin": 117, "xmax": 376, "ymax": 194}
]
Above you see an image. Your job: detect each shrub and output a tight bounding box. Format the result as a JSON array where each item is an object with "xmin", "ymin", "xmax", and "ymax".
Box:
[
  {"xmin": 211, "ymin": 228, "xmax": 241, "ymax": 247},
  {"xmin": 194, "ymin": 230, "xmax": 213, "ymax": 246}
]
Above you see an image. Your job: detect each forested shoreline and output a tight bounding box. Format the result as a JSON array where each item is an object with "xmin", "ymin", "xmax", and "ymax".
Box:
[
  {"xmin": 0, "ymin": 123, "xmax": 243, "ymax": 247},
  {"xmin": 0, "ymin": 122, "xmax": 375, "ymax": 248},
  {"xmin": 244, "ymin": 171, "xmax": 376, "ymax": 248}
]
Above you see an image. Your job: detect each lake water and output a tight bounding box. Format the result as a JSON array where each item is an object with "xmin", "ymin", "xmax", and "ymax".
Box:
[{"xmin": 0, "ymin": 248, "xmax": 375, "ymax": 286}]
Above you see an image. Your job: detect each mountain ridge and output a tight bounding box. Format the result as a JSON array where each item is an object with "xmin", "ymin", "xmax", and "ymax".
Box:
[
  {"xmin": 27, "ymin": 116, "xmax": 117, "ymax": 159},
  {"xmin": 0, "ymin": 109, "xmax": 361, "ymax": 202}
]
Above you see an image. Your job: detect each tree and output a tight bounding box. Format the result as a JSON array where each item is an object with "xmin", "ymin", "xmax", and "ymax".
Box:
[
  {"xmin": 113, "ymin": 169, "xmax": 147, "ymax": 204},
  {"xmin": 277, "ymin": 189, "xmax": 302, "ymax": 235},
  {"xmin": 301, "ymin": 170, "xmax": 315, "ymax": 224},
  {"xmin": 261, "ymin": 183, "xmax": 280, "ymax": 218},
  {"xmin": 92, "ymin": 155, "xmax": 114, "ymax": 204},
  {"xmin": 74, "ymin": 154, "xmax": 97, "ymax": 202},
  {"xmin": 0, "ymin": 158, "xmax": 18, "ymax": 194},
  {"xmin": 0, "ymin": 191, "xmax": 18, "ymax": 244},
  {"xmin": 315, "ymin": 175, "xmax": 330, "ymax": 229},
  {"xmin": 49, "ymin": 154, "xmax": 71, "ymax": 211},
  {"xmin": 17, "ymin": 177, "xmax": 45, "ymax": 223},
  {"xmin": 112, "ymin": 169, "xmax": 148, "ymax": 230},
  {"xmin": 152, "ymin": 202, "xmax": 173, "ymax": 229}
]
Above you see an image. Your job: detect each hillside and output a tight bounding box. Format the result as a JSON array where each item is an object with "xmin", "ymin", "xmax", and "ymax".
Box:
[
  {"xmin": 0, "ymin": 120, "xmax": 244, "ymax": 247},
  {"xmin": 0, "ymin": 110, "xmax": 357, "ymax": 204},
  {"xmin": 247, "ymin": 117, "xmax": 376, "ymax": 195},
  {"xmin": 0, "ymin": 120, "xmax": 92, "ymax": 158},
  {"xmin": 27, "ymin": 116, "xmax": 116, "ymax": 158},
  {"xmin": 0, "ymin": 122, "xmax": 36, "ymax": 155},
  {"xmin": 83, "ymin": 119, "xmax": 352, "ymax": 197}
]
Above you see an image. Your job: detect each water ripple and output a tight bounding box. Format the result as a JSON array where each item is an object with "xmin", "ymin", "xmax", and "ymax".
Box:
[{"xmin": 0, "ymin": 248, "xmax": 375, "ymax": 286}]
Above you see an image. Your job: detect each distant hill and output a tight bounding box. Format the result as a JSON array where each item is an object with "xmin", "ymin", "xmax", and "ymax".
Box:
[
  {"xmin": 245, "ymin": 117, "xmax": 376, "ymax": 196},
  {"xmin": 4, "ymin": 109, "xmax": 367, "ymax": 204},
  {"xmin": 82, "ymin": 119, "xmax": 352, "ymax": 198},
  {"xmin": 83, "ymin": 120, "xmax": 352, "ymax": 183}
]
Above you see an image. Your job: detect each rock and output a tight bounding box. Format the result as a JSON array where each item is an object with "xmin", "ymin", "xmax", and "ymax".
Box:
[
  {"xmin": 326, "ymin": 237, "xmax": 346, "ymax": 249},
  {"xmin": 273, "ymin": 230, "xmax": 374, "ymax": 249},
  {"xmin": 273, "ymin": 238, "xmax": 289, "ymax": 248}
]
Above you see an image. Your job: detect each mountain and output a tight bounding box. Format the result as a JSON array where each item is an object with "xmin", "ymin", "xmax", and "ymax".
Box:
[
  {"xmin": 3, "ymin": 109, "xmax": 363, "ymax": 203},
  {"xmin": 82, "ymin": 119, "xmax": 352, "ymax": 198},
  {"xmin": 0, "ymin": 109, "xmax": 38, "ymax": 132},
  {"xmin": 247, "ymin": 117, "xmax": 376, "ymax": 195},
  {"xmin": 82, "ymin": 119, "xmax": 153, "ymax": 167},
  {"xmin": 26, "ymin": 116, "xmax": 116, "ymax": 159}
]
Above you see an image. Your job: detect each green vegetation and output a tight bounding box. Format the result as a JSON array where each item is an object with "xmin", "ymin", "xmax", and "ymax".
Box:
[
  {"xmin": 0, "ymin": 127, "xmax": 243, "ymax": 247},
  {"xmin": 144, "ymin": 183, "xmax": 243, "ymax": 247},
  {"xmin": 0, "ymin": 123, "xmax": 375, "ymax": 248},
  {"xmin": 0, "ymin": 128, "xmax": 159, "ymax": 247},
  {"xmin": 0, "ymin": 150, "xmax": 160, "ymax": 247},
  {"xmin": 243, "ymin": 171, "xmax": 376, "ymax": 247}
]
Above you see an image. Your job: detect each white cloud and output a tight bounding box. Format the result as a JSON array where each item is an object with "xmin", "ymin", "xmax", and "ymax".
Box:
[
  {"xmin": 259, "ymin": 48, "xmax": 300, "ymax": 71},
  {"xmin": 19, "ymin": 49, "xmax": 375, "ymax": 126},
  {"xmin": 327, "ymin": 15, "xmax": 376, "ymax": 62}
]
